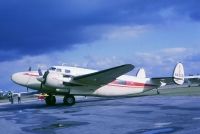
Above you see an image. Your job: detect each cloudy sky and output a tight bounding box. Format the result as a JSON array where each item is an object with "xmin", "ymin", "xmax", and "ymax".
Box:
[{"xmin": 1, "ymin": 0, "xmax": 200, "ymax": 91}]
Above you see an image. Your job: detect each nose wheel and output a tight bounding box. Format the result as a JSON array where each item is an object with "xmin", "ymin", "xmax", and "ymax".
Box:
[
  {"xmin": 45, "ymin": 95, "xmax": 56, "ymax": 105},
  {"xmin": 63, "ymin": 95, "xmax": 75, "ymax": 106}
]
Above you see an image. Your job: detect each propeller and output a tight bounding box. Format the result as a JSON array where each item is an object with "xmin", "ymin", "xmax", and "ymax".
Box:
[
  {"xmin": 27, "ymin": 66, "xmax": 32, "ymax": 92},
  {"xmin": 37, "ymin": 68, "xmax": 49, "ymax": 89}
]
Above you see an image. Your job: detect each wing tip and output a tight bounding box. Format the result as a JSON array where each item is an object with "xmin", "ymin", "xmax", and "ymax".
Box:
[
  {"xmin": 125, "ymin": 64, "xmax": 135, "ymax": 68},
  {"xmin": 122, "ymin": 64, "xmax": 135, "ymax": 71}
]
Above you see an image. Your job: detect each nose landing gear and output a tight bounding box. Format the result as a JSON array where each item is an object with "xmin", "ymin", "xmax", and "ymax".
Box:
[{"xmin": 45, "ymin": 94, "xmax": 56, "ymax": 106}]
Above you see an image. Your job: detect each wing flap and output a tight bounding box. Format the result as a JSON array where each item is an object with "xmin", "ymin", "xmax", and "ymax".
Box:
[{"xmin": 73, "ymin": 64, "xmax": 134, "ymax": 86}]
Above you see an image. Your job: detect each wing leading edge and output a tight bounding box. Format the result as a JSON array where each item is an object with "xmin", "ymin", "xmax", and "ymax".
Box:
[{"xmin": 73, "ymin": 64, "xmax": 134, "ymax": 86}]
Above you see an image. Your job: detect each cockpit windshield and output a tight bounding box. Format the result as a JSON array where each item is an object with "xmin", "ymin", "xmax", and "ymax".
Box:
[
  {"xmin": 49, "ymin": 67, "xmax": 56, "ymax": 71},
  {"xmin": 48, "ymin": 67, "xmax": 71, "ymax": 74},
  {"xmin": 65, "ymin": 69, "xmax": 71, "ymax": 73}
]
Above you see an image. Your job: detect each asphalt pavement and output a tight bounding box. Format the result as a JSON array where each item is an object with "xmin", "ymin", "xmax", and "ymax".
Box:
[{"xmin": 0, "ymin": 87, "xmax": 200, "ymax": 134}]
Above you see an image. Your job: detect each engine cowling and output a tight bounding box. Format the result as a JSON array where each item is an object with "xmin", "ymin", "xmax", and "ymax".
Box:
[{"xmin": 44, "ymin": 72, "xmax": 69, "ymax": 89}]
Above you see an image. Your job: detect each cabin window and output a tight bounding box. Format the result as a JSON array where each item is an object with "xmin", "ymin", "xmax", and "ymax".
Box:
[
  {"xmin": 63, "ymin": 74, "xmax": 72, "ymax": 78},
  {"xmin": 56, "ymin": 68, "xmax": 62, "ymax": 72},
  {"xmin": 117, "ymin": 80, "xmax": 126, "ymax": 85}
]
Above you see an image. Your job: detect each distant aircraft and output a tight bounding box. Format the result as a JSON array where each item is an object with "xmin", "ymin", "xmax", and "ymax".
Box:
[
  {"xmin": 185, "ymin": 75, "xmax": 200, "ymax": 87},
  {"xmin": 0, "ymin": 90, "xmax": 39, "ymax": 100},
  {"xmin": 11, "ymin": 63, "xmax": 184, "ymax": 106},
  {"xmin": 0, "ymin": 90, "xmax": 14, "ymax": 99}
]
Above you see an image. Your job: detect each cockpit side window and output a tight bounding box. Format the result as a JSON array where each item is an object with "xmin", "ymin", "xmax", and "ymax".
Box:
[{"xmin": 65, "ymin": 69, "xmax": 71, "ymax": 73}]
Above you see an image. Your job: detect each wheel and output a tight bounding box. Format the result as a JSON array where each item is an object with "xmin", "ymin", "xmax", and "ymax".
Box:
[
  {"xmin": 63, "ymin": 95, "xmax": 75, "ymax": 106},
  {"xmin": 45, "ymin": 95, "xmax": 56, "ymax": 106},
  {"xmin": 50, "ymin": 96, "xmax": 56, "ymax": 105}
]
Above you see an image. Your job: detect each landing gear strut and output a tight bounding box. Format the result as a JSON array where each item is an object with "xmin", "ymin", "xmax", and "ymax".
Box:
[
  {"xmin": 156, "ymin": 89, "xmax": 160, "ymax": 95},
  {"xmin": 63, "ymin": 95, "xmax": 75, "ymax": 106},
  {"xmin": 45, "ymin": 94, "xmax": 56, "ymax": 105}
]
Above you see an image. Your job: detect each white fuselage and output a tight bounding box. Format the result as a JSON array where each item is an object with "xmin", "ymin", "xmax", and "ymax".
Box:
[{"xmin": 11, "ymin": 66, "xmax": 161, "ymax": 97}]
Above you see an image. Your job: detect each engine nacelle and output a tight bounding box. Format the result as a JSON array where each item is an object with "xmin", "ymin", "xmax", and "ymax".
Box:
[{"xmin": 45, "ymin": 72, "xmax": 68, "ymax": 89}]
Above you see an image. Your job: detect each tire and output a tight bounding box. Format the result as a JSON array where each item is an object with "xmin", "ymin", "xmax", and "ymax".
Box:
[
  {"xmin": 45, "ymin": 95, "xmax": 56, "ymax": 106},
  {"xmin": 63, "ymin": 95, "xmax": 75, "ymax": 106},
  {"xmin": 50, "ymin": 96, "xmax": 56, "ymax": 105}
]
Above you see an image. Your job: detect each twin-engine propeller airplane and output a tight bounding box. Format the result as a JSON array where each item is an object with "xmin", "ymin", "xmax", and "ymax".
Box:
[
  {"xmin": 11, "ymin": 63, "xmax": 184, "ymax": 106},
  {"xmin": 185, "ymin": 75, "xmax": 200, "ymax": 87}
]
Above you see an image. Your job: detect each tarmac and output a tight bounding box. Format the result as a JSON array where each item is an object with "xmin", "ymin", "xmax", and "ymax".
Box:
[{"xmin": 0, "ymin": 86, "xmax": 200, "ymax": 134}]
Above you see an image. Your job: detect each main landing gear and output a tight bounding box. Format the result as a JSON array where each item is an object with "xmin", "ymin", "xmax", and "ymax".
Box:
[
  {"xmin": 63, "ymin": 95, "xmax": 75, "ymax": 106},
  {"xmin": 156, "ymin": 89, "xmax": 160, "ymax": 95},
  {"xmin": 45, "ymin": 94, "xmax": 75, "ymax": 106}
]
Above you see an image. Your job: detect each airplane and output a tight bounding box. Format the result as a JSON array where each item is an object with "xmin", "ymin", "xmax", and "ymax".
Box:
[
  {"xmin": 11, "ymin": 63, "xmax": 185, "ymax": 106},
  {"xmin": 184, "ymin": 75, "xmax": 200, "ymax": 87}
]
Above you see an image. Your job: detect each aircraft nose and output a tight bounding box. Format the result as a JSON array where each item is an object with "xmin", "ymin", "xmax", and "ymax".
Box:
[{"xmin": 11, "ymin": 72, "xmax": 29, "ymax": 86}]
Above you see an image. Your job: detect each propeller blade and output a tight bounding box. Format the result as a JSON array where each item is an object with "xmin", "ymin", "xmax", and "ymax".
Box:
[
  {"xmin": 40, "ymin": 83, "xmax": 43, "ymax": 89},
  {"xmin": 42, "ymin": 70, "xmax": 49, "ymax": 84},
  {"xmin": 37, "ymin": 70, "xmax": 49, "ymax": 89}
]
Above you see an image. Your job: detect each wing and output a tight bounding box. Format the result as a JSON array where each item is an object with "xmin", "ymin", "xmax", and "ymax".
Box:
[
  {"xmin": 185, "ymin": 75, "xmax": 200, "ymax": 79},
  {"xmin": 185, "ymin": 75, "xmax": 200, "ymax": 83},
  {"xmin": 72, "ymin": 64, "xmax": 134, "ymax": 86}
]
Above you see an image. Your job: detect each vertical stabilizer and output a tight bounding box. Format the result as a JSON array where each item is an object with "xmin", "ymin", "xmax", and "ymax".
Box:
[
  {"xmin": 136, "ymin": 68, "xmax": 146, "ymax": 78},
  {"xmin": 173, "ymin": 63, "xmax": 184, "ymax": 85}
]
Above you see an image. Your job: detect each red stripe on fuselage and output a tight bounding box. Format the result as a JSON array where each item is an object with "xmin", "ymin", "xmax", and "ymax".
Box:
[
  {"xmin": 108, "ymin": 83, "xmax": 157, "ymax": 88},
  {"xmin": 111, "ymin": 80, "xmax": 157, "ymax": 87},
  {"xmin": 24, "ymin": 73, "xmax": 39, "ymax": 77}
]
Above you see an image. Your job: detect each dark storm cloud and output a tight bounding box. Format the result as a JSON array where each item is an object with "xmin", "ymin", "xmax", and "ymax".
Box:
[{"xmin": 0, "ymin": 0, "xmax": 200, "ymax": 61}]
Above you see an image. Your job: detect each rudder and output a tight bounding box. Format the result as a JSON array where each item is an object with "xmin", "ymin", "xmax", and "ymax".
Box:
[{"xmin": 173, "ymin": 63, "xmax": 184, "ymax": 85}]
